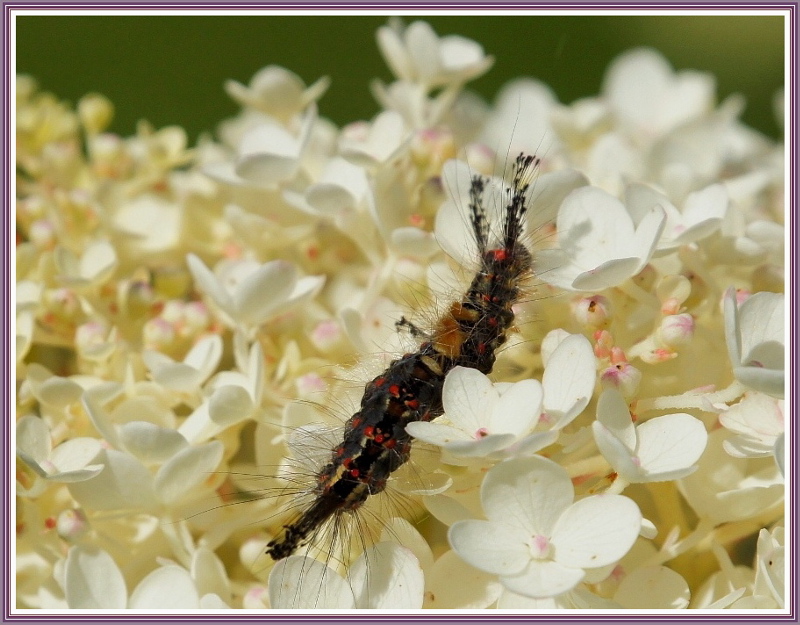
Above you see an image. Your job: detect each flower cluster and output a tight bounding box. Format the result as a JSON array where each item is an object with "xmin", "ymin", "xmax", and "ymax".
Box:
[{"xmin": 15, "ymin": 19, "xmax": 784, "ymax": 611}]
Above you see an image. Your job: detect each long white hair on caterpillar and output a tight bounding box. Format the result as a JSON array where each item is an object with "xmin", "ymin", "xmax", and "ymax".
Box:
[{"xmin": 254, "ymin": 152, "xmax": 545, "ymax": 609}]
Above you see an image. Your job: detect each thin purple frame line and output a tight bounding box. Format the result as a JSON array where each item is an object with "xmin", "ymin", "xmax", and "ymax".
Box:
[
  {"xmin": 4, "ymin": 2, "xmax": 797, "ymax": 7},
  {"xmin": 6, "ymin": 3, "xmax": 795, "ymax": 624},
  {"xmin": 5, "ymin": 0, "xmax": 12, "ymax": 621}
]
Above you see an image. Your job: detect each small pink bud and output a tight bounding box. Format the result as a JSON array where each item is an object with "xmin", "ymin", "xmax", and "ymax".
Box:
[
  {"xmin": 28, "ymin": 219, "xmax": 56, "ymax": 249},
  {"xmin": 311, "ymin": 319, "xmax": 343, "ymax": 352},
  {"xmin": 572, "ymin": 295, "xmax": 612, "ymax": 329},
  {"xmin": 658, "ymin": 313, "xmax": 695, "ymax": 347},
  {"xmin": 143, "ymin": 317, "xmax": 176, "ymax": 350},
  {"xmin": 601, "ymin": 362, "xmax": 642, "ymax": 397},
  {"xmin": 75, "ymin": 321, "xmax": 108, "ymax": 351},
  {"xmin": 56, "ymin": 509, "xmax": 90, "ymax": 542}
]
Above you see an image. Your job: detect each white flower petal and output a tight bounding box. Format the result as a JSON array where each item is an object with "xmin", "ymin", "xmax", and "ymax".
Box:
[
  {"xmin": 208, "ymin": 384, "xmax": 254, "ymax": 427},
  {"xmin": 64, "ymin": 546, "xmax": 127, "ymax": 609},
  {"xmin": 191, "ymin": 547, "xmax": 231, "ymax": 604},
  {"xmin": 592, "ymin": 421, "xmax": 643, "ymax": 482},
  {"xmin": 635, "ymin": 413, "xmax": 708, "ymax": 480},
  {"xmin": 571, "ymin": 257, "xmax": 642, "ymax": 291},
  {"xmin": 595, "ymin": 389, "xmax": 637, "ymax": 452},
  {"xmin": 67, "ymin": 449, "xmax": 158, "ymax": 511},
  {"xmin": 481, "ymin": 456, "xmax": 574, "ymax": 535},
  {"xmin": 269, "ymin": 556, "xmax": 355, "ymax": 609},
  {"xmin": 445, "ymin": 433, "xmax": 517, "ymax": 457},
  {"xmin": 405, "ymin": 421, "xmax": 476, "ymax": 446},
  {"xmin": 424, "ymin": 550, "xmax": 502, "ymax": 609},
  {"xmin": 50, "ymin": 438, "xmax": 103, "ymax": 473},
  {"xmin": 774, "ymin": 433, "xmax": 785, "ymax": 476},
  {"xmin": 187, "ymin": 254, "xmax": 234, "ymax": 315},
  {"xmin": 614, "ymin": 565, "xmax": 690, "ymax": 609},
  {"xmin": 381, "ymin": 517, "xmax": 435, "ymax": 572},
  {"xmin": 16, "ymin": 415, "xmax": 51, "ymax": 465},
  {"xmin": 233, "ymin": 260, "xmax": 296, "ymax": 325},
  {"xmin": 423, "ymin": 494, "xmax": 474, "ymax": 526},
  {"xmin": 551, "ymin": 494, "xmax": 641, "ymax": 568},
  {"xmin": 154, "ymin": 440, "xmax": 224, "ymax": 505},
  {"xmin": 542, "ymin": 333, "xmax": 595, "ymax": 429},
  {"xmin": 442, "ymin": 366, "xmax": 498, "ymax": 434},
  {"xmin": 183, "ymin": 335, "xmax": 223, "ymax": 381},
  {"xmin": 448, "ymin": 520, "xmax": 530, "ymax": 576},
  {"xmin": 348, "ymin": 542, "xmax": 425, "ymax": 608},
  {"xmin": 36, "ymin": 376, "xmax": 83, "ymax": 407},
  {"xmin": 490, "ymin": 379, "xmax": 542, "ymax": 437},
  {"xmin": 118, "ymin": 421, "xmax": 188, "ymax": 464},
  {"xmin": 390, "ymin": 227, "xmax": 440, "ymax": 258},
  {"xmin": 77, "ymin": 240, "xmax": 118, "ymax": 284},
  {"xmin": 500, "ymin": 559, "xmax": 585, "ymax": 599},
  {"xmin": 128, "ymin": 565, "xmax": 199, "ymax": 608}
]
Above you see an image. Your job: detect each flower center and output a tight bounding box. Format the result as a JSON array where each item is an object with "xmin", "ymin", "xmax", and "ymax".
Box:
[
  {"xmin": 528, "ymin": 534, "xmax": 553, "ymax": 560},
  {"xmin": 475, "ymin": 427, "xmax": 490, "ymax": 439}
]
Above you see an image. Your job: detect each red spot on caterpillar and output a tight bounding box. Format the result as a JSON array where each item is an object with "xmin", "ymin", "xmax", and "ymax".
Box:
[{"xmin": 389, "ymin": 384, "xmax": 400, "ymax": 397}]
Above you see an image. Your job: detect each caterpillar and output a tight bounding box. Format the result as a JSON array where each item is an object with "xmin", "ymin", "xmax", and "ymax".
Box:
[{"xmin": 265, "ymin": 153, "xmax": 539, "ymax": 566}]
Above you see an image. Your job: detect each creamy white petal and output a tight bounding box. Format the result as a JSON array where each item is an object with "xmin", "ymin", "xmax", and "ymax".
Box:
[
  {"xmin": 64, "ymin": 546, "xmax": 127, "ymax": 609},
  {"xmin": 448, "ymin": 520, "xmax": 530, "ymax": 576},
  {"xmin": 348, "ymin": 542, "xmax": 425, "ymax": 608},
  {"xmin": 500, "ymin": 559, "xmax": 585, "ymax": 599},
  {"xmin": 542, "ymin": 333, "xmax": 595, "ymax": 429},
  {"xmin": 269, "ymin": 556, "xmax": 355, "ymax": 609},
  {"xmin": 424, "ymin": 550, "xmax": 502, "ymax": 609},
  {"xmin": 551, "ymin": 495, "xmax": 641, "ymax": 568},
  {"xmin": 481, "ymin": 456, "xmax": 573, "ymax": 534},
  {"xmin": 128, "ymin": 565, "xmax": 199, "ymax": 608},
  {"xmin": 154, "ymin": 441, "xmax": 224, "ymax": 505},
  {"xmin": 635, "ymin": 413, "xmax": 708, "ymax": 479},
  {"xmin": 118, "ymin": 421, "xmax": 188, "ymax": 464}
]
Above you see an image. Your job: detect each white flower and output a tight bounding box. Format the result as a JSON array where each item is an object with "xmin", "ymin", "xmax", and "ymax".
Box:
[
  {"xmin": 480, "ymin": 79, "xmax": 560, "ymax": 158},
  {"xmin": 63, "ymin": 545, "xmax": 229, "ymax": 608},
  {"xmin": 405, "ymin": 366, "xmax": 545, "ymax": 458},
  {"xmin": 113, "ymin": 194, "xmax": 181, "ymax": 257},
  {"xmin": 752, "ymin": 526, "xmax": 784, "ymax": 607},
  {"xmin": 178, "ymin": 339, "xmax": 264, "ymax": 445},
  {"xmin": 602, "ymin": 47, "xmax": 715, "ymax": 139},
  {"xmin": 724, "ymin": 288, "xmax": 784, "ymax": 398},
  {"xmin": 592, "ymin": 388, "xmax": 708, "ymax": 484},
  {"xmin": 53, "ymin": 240, "xmax": 118, "ymax": 288},
  {"xmin": 186, "ymin": 254, "xmax": 324, "ymax": 333},
  {"xmin": 142, "ymin": 334, "xmax": 222, "ymax": 397},
  {"xmin": 16, "ymin": 415, "xmax": 104, "ymax": 491},
  {"xmin": 678, "ymin": 429, "xmax": 783, "ymax": 524},
  {"xmin": 224, "ymin": 65, "xmax": 330, "ymax": 121},
  {"xmin": 448, "ymin": 456, "xmax": 641, "ymax": 598},
  {"xmin": 204, "ymin": 105, "xmax": 316, "ymax": 188},
  {"xmin": 376, "ymin": 19, "xmax": 493, "ymax": 89},
  {"xmin": 407, "ymin": 334, "xmax": 594, "ymax": 458},
  {"xmin": 338, "ymin": 111, "xmax": 409, "ymax": 168},
  {"xmin": 536, "ymin": 186, "xmax": 666, "ymax": 291},
  {"xmin": 719, "ymin": 392, "xmax": 784, "ymax": 459},
  {"xmin": 268, "ymin": 542, "xmax": 424, "ymax": 609},
  {"xmin": 625, "ymin": 181, "xmax": 728, "ymax": 251}
]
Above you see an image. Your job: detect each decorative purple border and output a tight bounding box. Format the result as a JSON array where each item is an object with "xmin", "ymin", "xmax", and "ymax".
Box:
[{"xmin": 3, "ymin": 2, "xmax": 797, "ymax": 624}]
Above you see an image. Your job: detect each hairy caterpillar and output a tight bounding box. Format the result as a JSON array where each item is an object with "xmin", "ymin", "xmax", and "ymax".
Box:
[{"xmin": 261, "ymin": 153, "xmax": 540, "ymax": 601}]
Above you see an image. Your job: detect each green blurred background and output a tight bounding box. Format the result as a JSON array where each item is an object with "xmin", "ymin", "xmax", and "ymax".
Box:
[{"xmin": 16, "ymin": 14, "xmax": 785, "ymax": 141}]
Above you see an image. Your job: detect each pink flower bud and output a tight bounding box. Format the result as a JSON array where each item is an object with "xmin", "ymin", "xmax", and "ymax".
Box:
[
  {"xmin": 572, "ymin": 295, "xmax": 612, "ymax": 329},
  {"xmin": 658, "ymin": 313, "xmax": 695, "ymax": 347},
  {"xmin": 601, "ymin": 362, "xmax": 642, "ymax": 397}
]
